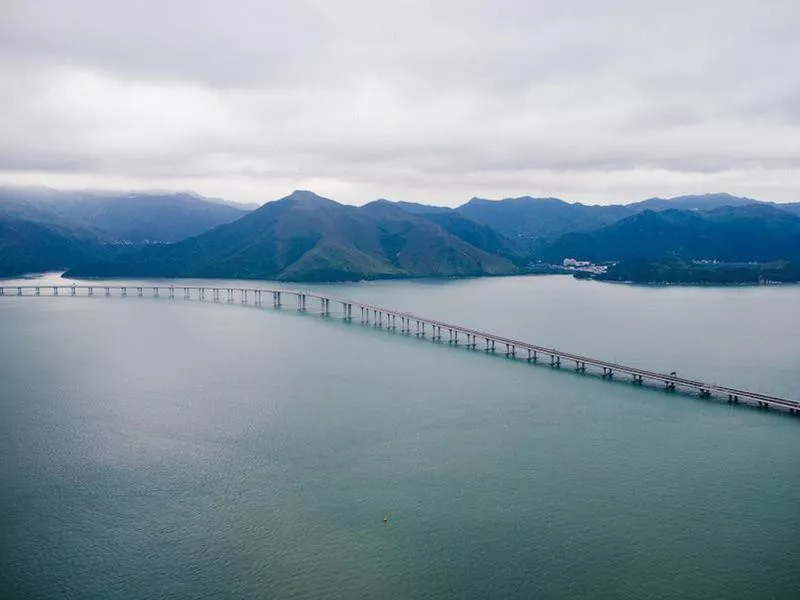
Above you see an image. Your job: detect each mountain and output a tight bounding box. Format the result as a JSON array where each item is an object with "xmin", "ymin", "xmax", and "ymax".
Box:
[
  {"xmin": 0, "ymin": 187, "xmax": 250, "ymax": 243},
  {"xmin": 546, "ymin": 204, "xmax": 800, "ymax": 262},
  {"xmin": 0, "ymin": 217, "xmax": 111, "ymax": 278},
  {"xmin": 67, "ymin": 191, "xmax": 515, "ymax": 281},
  {"xmin": 455, "ymin": 196, "xmax": 634, "ymax": 250},
  {"xmin": 392, "ymin": 200, "xmax": 451, "ymax": 215},
  {"xmin": 596, "ymin": 258, "xmax": 800, "ymax": 284},
  {"xmin": 629, "ymin": 193, "xmax": 760, "ymax": 212},
  {"xmin": 421, "ymin": 210, "xmax": 524, "ymax": 262},
  {"xmin": 777, "ymin": 203, "xmax": 800, "ymax": 217}
]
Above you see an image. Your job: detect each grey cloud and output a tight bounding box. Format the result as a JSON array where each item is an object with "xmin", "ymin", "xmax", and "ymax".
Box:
[{"xmin": 1, "ymin": 0, "xmax": 799, "ymax": 205}]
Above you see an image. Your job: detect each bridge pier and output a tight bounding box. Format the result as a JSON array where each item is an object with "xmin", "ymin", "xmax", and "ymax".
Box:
[{"xmin": 7, "ymin": 284, "xmax": 799, "ymax": 416}]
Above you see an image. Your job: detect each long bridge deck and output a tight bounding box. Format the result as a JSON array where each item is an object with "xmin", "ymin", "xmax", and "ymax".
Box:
[{"xmin": 3, "ymin": 283, "xmax": 798, "ymax": 416}]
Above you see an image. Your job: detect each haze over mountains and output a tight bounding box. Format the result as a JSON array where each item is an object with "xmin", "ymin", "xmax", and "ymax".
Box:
[{"xmin": 1, "ymin": 186, "xmax": 799, "ymax": 281}]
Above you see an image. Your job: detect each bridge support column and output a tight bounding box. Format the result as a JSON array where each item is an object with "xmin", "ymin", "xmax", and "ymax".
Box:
[
  {"xmin": 104, "ymin": 287, "xmax": 109, "ymax": 296},
  {"xmin": 391, "ymin": 314, "xmax": 396, "ymax": 330},
  {"xmin": 88, "ymin": 287, "xmax": 93, "ymax": 296},
  {"xmin": 35, "ymin": 287, "xmax": 40, "ymax": 296},
  {"xmin": 17, "ymin": 287, "xmax": 22, "ymax": 296},
  {"xmin": 71, "ymin": 286, "xmax": 76, "ymax": 296},
  {"xmin": 632, "ymin": 374, "xmax": 643, "ymax": 384},
  {"xmin": 53, "ymin": 286, "xmax": 59, "ymax": 296},
  {"xmin": 575, "ymin": 361, "xmax": 586, "ymax": 372},
  {"xmin": 168, "ymin": 287, "xmax": 174, "ymax": 299},
  {"xmin": 153, "ymin": 287, "xmax": 158, "ymax": 297},
  {"xmin": 665, "ymin": 381, "xmax": 675, "ymax": 391},
  {"xmin": 0, "ymin": 287, "xmax": 4, "ymax": 296},
  {"xmin": 421, "ymin": 322, "xmax": 426, "ymax": 337}
]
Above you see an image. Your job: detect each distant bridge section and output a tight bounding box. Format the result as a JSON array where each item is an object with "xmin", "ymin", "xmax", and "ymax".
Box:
[{"xmin": 3, "ymin": 284, "xmax": 799, "ymax": 416}]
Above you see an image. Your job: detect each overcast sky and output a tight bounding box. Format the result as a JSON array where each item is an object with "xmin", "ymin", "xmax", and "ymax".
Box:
[{"xmin": 1, "ymin": 0, "xmax": 798, "ymax": 206}]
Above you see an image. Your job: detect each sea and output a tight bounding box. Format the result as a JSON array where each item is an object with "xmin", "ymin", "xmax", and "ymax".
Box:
[{"xmin": 1, "ymin": 273, "xmax": 798, "ymax": 599}]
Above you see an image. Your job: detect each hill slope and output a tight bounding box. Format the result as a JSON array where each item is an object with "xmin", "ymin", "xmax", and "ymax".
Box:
[
  {"xmin": 546, "ymin": 205, "xmax": 800, "ymax": 262},
  {"xmin": 455, "ymin": 196, "xmax": 634, "ymax": 250},
  {"xmin": 67, "ymin": 191, "xmax": 515, "ymax": 281},
  {"xmin": 0, "ymin": 187, "xmax": 250, "ymax": 243},
  {"xmin": 0, "ymin": 217, "xmax": 111, "ymax": 277}
]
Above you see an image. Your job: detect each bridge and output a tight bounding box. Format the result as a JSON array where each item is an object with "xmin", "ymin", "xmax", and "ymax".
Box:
[{"xmin": 3, "ymin": 283, "xmax": 799, "ymax": 416}]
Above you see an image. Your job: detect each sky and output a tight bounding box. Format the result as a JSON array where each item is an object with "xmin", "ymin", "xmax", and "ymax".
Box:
[{"xmin": 1, "ymin": 0, "xmax": 799, "ymax": 206}]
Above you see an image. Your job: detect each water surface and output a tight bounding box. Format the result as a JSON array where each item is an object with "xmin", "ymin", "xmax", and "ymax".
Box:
[{"xmin": 1, "ymin": 274, "xmax": 798, "ymax": 599}]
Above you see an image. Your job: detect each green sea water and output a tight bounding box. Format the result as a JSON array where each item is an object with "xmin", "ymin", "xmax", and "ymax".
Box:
[{"xmin": 1, "ymin": 274, "xmax": 798, "ymax": 599}]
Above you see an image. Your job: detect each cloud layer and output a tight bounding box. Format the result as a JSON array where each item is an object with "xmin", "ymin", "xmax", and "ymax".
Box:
[{"xmin": 1, "ymin": 0, "xmax": 799, "ymax": 205}]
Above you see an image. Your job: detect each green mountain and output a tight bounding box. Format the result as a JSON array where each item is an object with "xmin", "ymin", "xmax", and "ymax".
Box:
[
  {"xmin": 0, "ymin": 187, "xmax": 249, "ymax": 243},
  {"xmin": 597, "ymin": 259, "xmax": 800, "ymax": 284},
  {"xmin": 66, "ymin": 191, "xmax": 515, "ymax": 281},
  {"xmin": 0, "ymin": 217, "xmax": 112, "ymax": 278},
  {"xmin": 546, "ymin": 205, "xmax": 800, "ymax": 262},
  {"xmin": 455, "ymin": 196, "xmax": 634, "ymax": 251},
  {"xmin": 628, "ymin": 192, "xmax": 761, "ymax": 212}
]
